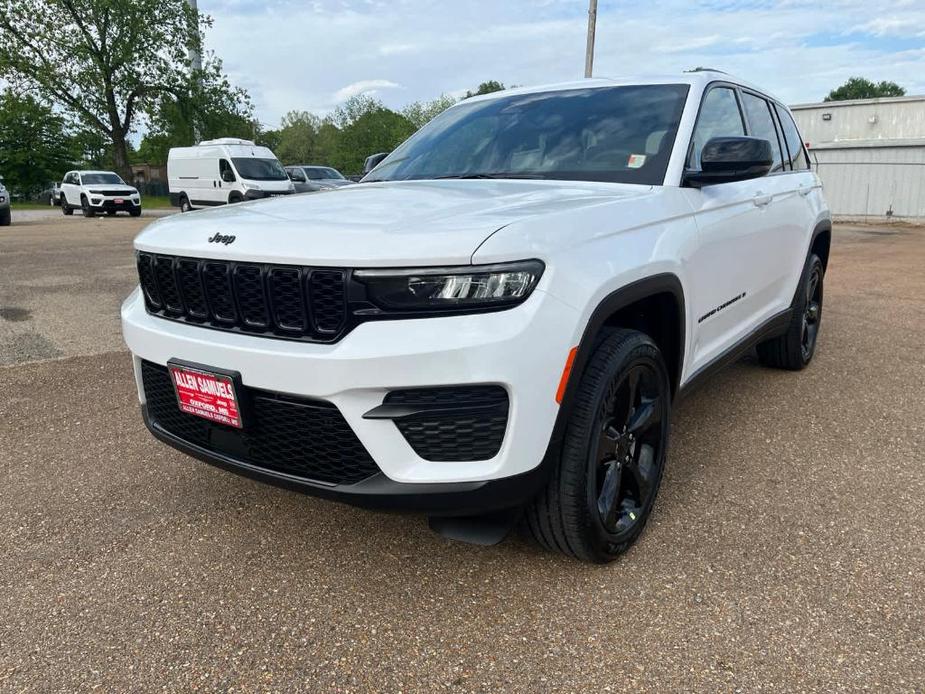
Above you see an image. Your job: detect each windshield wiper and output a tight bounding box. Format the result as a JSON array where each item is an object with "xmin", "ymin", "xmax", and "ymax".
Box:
[{"xmin": 433, "ymin": 173, "xmax": 545, "ymax": 180}]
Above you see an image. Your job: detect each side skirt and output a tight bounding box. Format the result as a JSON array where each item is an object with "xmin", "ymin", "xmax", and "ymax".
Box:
[{"xmin": 677, "ymin": 308, "xmax": 792, "ymax": 400}]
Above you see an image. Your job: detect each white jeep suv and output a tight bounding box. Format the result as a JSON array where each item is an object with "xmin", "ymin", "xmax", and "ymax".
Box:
[
  {"xmin": 122, "ymin": 72, "xmax": 829, "ymax": 563},
  {"xmin": 61, "ymin": 170, "xmax": 141, "ymax": 217}
]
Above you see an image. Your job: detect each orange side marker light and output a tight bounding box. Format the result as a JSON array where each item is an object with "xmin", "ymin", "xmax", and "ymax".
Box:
[{"xmin": 555, "ymin": 346, "xmax": 578, "ymax": 404}]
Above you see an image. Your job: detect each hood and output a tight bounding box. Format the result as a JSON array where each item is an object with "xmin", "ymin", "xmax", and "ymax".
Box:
[
  {"xmin": 88, "ymin": 184, "xmax": 136, "ymax": 192},
  {"xmin": 134, "ymin": 179, "xmax": 652, "ymax": 267}
]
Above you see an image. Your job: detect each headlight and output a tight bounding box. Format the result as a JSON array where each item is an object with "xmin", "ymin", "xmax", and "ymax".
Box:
[
  {"xmin": 354, "ymin": 260, "xmax": 544, "ymax": 312},
  {"xmin": 89, "ymin": 189, "xmax": 102, "ymax": 194}
]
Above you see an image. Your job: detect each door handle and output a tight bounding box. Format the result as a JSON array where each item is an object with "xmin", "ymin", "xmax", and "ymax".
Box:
[
  {"xmin": 753, "ymin": 192, "xmax": 773, "ymax": 207},
  {"xmin": 798, "ymin": 183, "xmax": 813, "ymax": 197}
]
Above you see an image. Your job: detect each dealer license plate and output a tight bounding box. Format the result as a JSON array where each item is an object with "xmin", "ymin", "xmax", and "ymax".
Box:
[
  {"xmin": 168, "ymin": 362, "xmax": 243, "ymax": 428},
  {"xmin": 114, "ymin": 198, "xmax": 124, "ymax": 204}
]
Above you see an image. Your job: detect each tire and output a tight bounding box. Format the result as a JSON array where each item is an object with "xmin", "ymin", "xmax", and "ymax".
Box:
[
  {"xmin": 61, "ymin": 195, "xmax": 73, "ymax": 215},
  {"xmin": 129, "ymin": 207, "xmax": 142, "ymax": 218},
  {"xmin": 524, "ymin": 329, "xmax": 672, "ymax": 563},
  {"xmin": 228, "ymin": 192, "xmax": 244, "ymax": 204},
  {"xmin": 0, "ymin": 207, "xmax": 10, "ymax": 227},
  {"xmin": 81, "ymin": 196, "xmax": 95, "ymax": 218},
  {"xmin": 179, "ymin": 195, "xmax": 192, "ymax": 213},
  {"xmin": 757, "ymin": 253, "xmax": 823, "ymax": 370}
]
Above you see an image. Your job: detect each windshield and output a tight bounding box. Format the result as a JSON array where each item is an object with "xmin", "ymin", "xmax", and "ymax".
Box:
[
  {"xmin": 303, "ymin": 166, "xmax": 344, "ymax": 180},
  {"xmin": 82, "ymin": 173, "xmax": 125, "ymax": 185},
  {"xmin": 366, "ymin": 85, "xmax": 689, "ymax": 185},
  {"xmin": 231, "ymin": 158, "xmax": 288, "ymax": 181}
]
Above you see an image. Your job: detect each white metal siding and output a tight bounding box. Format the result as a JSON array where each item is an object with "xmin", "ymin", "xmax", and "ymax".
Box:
[{"xmin": 810, "ymin": 146, "xmax": 925, "ymax": 218}]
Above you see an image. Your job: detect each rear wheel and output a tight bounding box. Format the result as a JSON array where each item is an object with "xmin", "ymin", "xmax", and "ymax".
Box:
[
  {"xmin": 179, "ymin": 194, "xmax": 192, "ymax": 213},
  {"xmin": 757, "ymin": 253, "xmax": 823, "ymax": 370},
  {"xmin": 61, "ymin": 195, "xmax": 73, "ymax": 215},
  {"xmin": 525, "ymin": 329, "xmax": 671, "ymax": 563},
  {"xmin": 81, "ymin": 196, "xmax": 95, "ymax": 218}
]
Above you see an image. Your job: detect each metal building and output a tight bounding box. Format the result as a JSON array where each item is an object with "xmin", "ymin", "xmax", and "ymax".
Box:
[{"xmin": 791, "ymin": 95, "xmax": 925, "ymax": 220}]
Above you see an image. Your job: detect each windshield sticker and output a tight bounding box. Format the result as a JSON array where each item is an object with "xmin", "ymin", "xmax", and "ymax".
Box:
[{"xmin": 627, "ymin": 154, "xmax": 646, "ymax": 169}]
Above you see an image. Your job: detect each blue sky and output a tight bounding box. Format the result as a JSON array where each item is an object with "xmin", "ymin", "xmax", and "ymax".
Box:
[{"xmin": 199, "ymin": 0, "xmax": 925, "ymax": 128}]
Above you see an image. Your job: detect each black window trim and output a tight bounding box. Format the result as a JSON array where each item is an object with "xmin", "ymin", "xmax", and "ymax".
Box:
[
  {"xmin": 683, "ymin": 80, "xmax": 748, "ymax": 174},
  {"xmin": 772, "ymin": 100, "xmax": 812, "ymax": 173},
  {"xmin": 683, "ymin": 80, "xmax": 812, "ymax": 182},
  {"xmin": 737, "ymin": 86, "xmax": 788, "ymax": 176}
]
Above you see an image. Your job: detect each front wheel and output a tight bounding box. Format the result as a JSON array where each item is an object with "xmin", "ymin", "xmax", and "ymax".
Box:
[
  {"xmin": 0, "ymin": 207, "xmax": 10, "ymax": 227},
  {"xmin": 129, "ymin": 207, "xmax": 142, "ymax": 217},
  {"xmin": 757, "ymin": 253, "xmax": 824, "ymax": 370},
  {"xmin": 81, "ymin": 197, "xmax": 95, "ymax": 218},
  {"xmin": 525, "ymin": 329, "xmax": 671, "ymax": 563}
]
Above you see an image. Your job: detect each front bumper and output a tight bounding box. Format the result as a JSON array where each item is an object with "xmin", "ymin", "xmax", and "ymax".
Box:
[
  {"xmin": 243, "ymin": 189, "xmax": 293, "ymax": 201},
  {"xmin": 122, "ymin": 286, "xmax": 579, "ymax": 496},
  {"xmin": 89, "ymin": 196, "xmax": 140, "ymax": 210}
]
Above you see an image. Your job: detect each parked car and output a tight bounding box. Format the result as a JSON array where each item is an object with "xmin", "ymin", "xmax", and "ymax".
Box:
[
  {"xmin": 168, "ymin": 138, "xmax": 294, "ymax": 212},
  {"xmin": 0, "ymin": 177, "xmax": 10, "ymax": 226},
  {"xmin": 60, "ymin": 171, "xmax": 141, "ymax": 217},
  {"xmin": 122, "ymin": 72, "xmax": 829, "ymax": 563},
  {"xmin": 40, "ymin": 182, "xmax": 61, "ymax": 206},
  {"xmin": 285, "ymin": 165, "xmax": 355, "ymax": 193}
]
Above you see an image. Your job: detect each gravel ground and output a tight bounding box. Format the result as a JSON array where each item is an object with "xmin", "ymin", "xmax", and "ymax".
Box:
[{"xmin": 0, "ymin": 218, "xmax": 923, "ymax": 692}]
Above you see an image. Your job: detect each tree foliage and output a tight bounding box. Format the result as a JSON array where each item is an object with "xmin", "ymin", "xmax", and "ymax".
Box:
[
  {"xmin": 0, "ymin": 0, "xmax": 251, "ymax": 179},
  {"xmin": 825, "ymin": 77, "xmax": 905, "ymax": 102},
  {"xmin": 401, "ymin": 94, "xmax": 458, "ymax": 129},
  {"xmin": 465, "ymin": 80, "xmax": 506, "ymax": 99},
  {"xmin": 0, "ymin": 91, "xmax": 76, "ymax": 196}
]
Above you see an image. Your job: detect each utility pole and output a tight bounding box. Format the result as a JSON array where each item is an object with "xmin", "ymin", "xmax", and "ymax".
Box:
[
  {"xmin": 584, "ymin": 0, "xmax": 598, "ymax": 78},
  {"xmin": 187, "ymin": 0, "xmax": 202, "ymax": 143}
]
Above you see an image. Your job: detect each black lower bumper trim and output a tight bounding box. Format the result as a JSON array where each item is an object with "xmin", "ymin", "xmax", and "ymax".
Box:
[{"xmin": 142, "ymin": 405, "xmax": 548, "ymax": 516}]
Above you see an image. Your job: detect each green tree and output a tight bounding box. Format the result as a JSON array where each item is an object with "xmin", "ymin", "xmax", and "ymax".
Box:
[
  {"xmin": 0, "ymin": 91, "xmax": 75, "ymax": 196},
  {"xmin": 465, "ymin": 80, "xmax": 506, "ymax": 99},
  {"xmin": 825, "ymin": 77, "xmax": 906, "ymax": 102},
  {"xmin": 0, "ymin": 0, "xmax": 250, "ymax": 180},
  {"xmin": 327, "ymin": 95, "xmax": 415, "ymax": 174},
  {"xmin": 402, "ymin": 94, "xmax": 458, "ymax": 130},
  {"xmin": 275, "ymin": 110, "xmax": 324, "ymax": 164}
]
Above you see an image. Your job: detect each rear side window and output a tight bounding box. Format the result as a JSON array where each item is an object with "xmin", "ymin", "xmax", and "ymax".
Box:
[
  {"xmin": 775, "ymin": 104, "xmax": 811, "ymax": 171},
  {"xmin": 741, "ymin": 92, "xmax": 784, "ymax": 173},
  {"xmin": 688, "ymin": 87, "xmax": 745, "ymax": 170}
]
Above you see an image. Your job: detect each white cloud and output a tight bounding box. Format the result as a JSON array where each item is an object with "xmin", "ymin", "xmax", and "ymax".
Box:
[
  {"xmin": 333, "ymin": 79, "xmax": 401, "ymax": 102},
  {"xmin": 198, "ymin": 0, "xmax": 925, "ymax": 127}
]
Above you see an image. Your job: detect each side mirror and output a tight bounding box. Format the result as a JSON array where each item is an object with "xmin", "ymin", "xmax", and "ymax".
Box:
[
  {"xmin": 683, "ymin": 136, "xmax": 773, "ymax": 187},
  {"xmin": 221, "ymin": 169, "xmax": 236, "ymax": 183},
  {"xmin": 288, "ymin": 171, "xmax": 306, "ymax": 183},
  {"xmin": 363, "ymin": 152, "xmax": 389, "ymax": 175}
]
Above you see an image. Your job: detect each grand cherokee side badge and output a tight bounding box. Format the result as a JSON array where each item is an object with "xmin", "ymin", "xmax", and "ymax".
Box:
[{"xmin": 208, "ymin": 233, "xmax": 236, "ymax": 245}]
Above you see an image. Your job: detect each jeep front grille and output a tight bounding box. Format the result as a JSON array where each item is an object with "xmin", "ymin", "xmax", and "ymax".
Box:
[{"xmin": 136, "ymin": 253, "xmax": 348, "ymax": 342}]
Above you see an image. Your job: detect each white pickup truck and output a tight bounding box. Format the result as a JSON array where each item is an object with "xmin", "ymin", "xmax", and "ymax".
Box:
[{"xmin": 122, "ymin": 71, "xmax": 829, "ymax": 563}]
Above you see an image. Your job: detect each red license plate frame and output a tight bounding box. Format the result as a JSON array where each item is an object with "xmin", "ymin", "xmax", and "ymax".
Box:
[
  {"xmin": 114, "ymin": 198, "xmax": 124, "ymax": 204},
  {"xmin": 167, "ymin": 360, "xmax": 244, "ymax": 429}
]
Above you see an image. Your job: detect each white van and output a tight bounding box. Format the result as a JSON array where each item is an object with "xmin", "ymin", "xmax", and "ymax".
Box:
[{"xmin": 167, "ymin": 138, "xmax": 294, "ymax": 212}]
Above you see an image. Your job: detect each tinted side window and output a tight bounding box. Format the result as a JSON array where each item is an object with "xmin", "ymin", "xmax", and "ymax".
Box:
[
  {"xmin": 741, "ymin": 93, "xmax": 784, "ymax": 173},
  {"xmin": 688, "ymin": 87, "xmax": 745, "ymax": 169},
  {"xmin": 775, "ymin": 104, "xmax": 810, "ymax": 171}
]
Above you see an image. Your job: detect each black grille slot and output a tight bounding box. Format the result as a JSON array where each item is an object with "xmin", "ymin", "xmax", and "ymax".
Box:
[
  {"xmin": 234, "ymin": 265, "xmax": 269, "ymax": 329},
  {"xmin": 136, "ymin": 253, "xmax": 350, "ymax": 342},
  {"xmin": 141, "ymin": 361, "xmax": 380, "ymax": 485},
  {"xmin": 269, "ymin": 268, "xmax": 306, "ymax": 332},
  {"xmin": 137, "ymin": 253, "xmax": 161, "ymax": 309},
  {"xmin": 203, "ymin": 262, "xmax": 236, "ymax": 323},
  {"xmin": 153, "ymin": 256, "xmax": 183, "ymax": 314},
  {"xmin": 176, "ymin": 259, "xmax": 208, "ymax": 319},
  {"xmin": 385, "ymin": 386, "xmax": 509, "ymax": 462},
  {"xmin": 309, "ymin": 270, "xmax": 346, "ymax": 334}
]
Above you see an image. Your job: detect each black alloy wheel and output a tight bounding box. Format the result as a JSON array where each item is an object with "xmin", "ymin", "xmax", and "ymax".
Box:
[
  {"xmin": 525, "ymin": 329, "xmax": 671, "ymax": 563},
  {"xmin": 801, "ymin": 263, "xmax": 822, "ymax": 361},
  {"xmin": 593, "ymin": 363, "xmax": 667, "ymax": 543}
]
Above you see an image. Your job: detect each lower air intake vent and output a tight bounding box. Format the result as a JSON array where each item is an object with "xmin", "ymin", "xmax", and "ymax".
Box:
[{"xmin": 384, "ymin": 386, "xmax": 509, "ymax": 462}]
